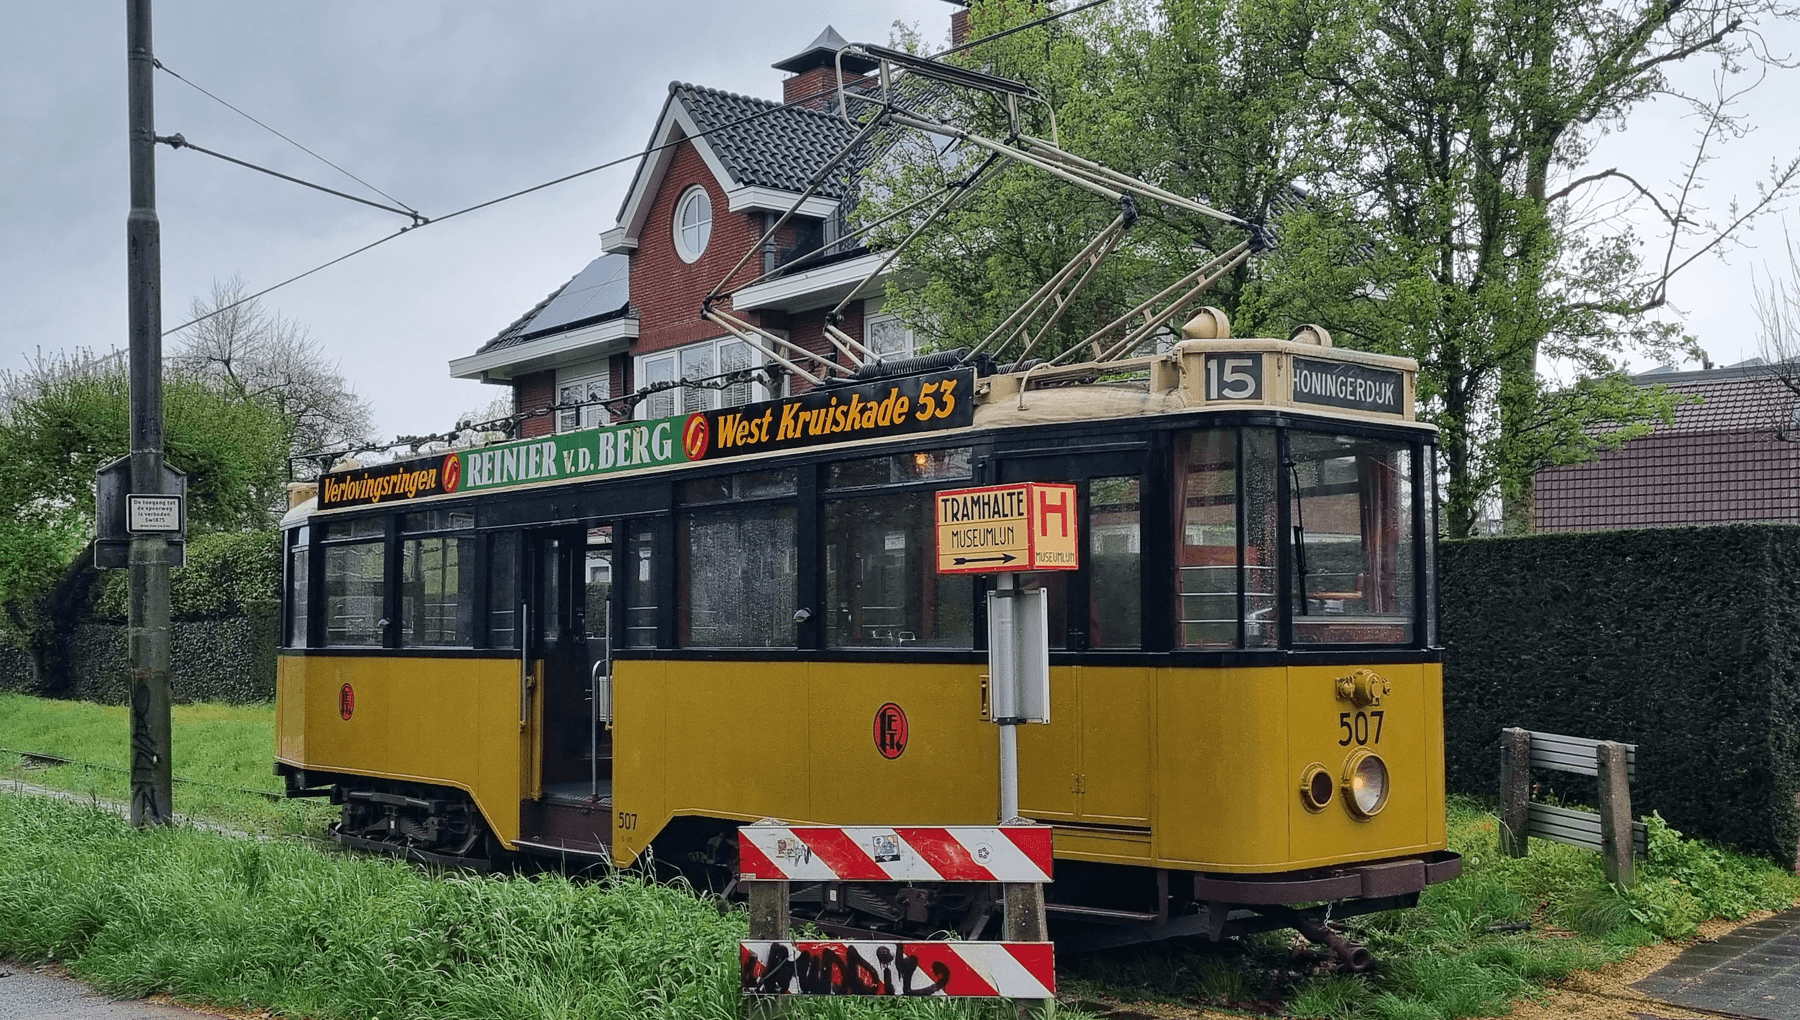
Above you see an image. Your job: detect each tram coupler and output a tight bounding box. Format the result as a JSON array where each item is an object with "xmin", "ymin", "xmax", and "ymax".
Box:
[{"xmin": 1257, "ymin": 905, "xmax": 1375, "ymax": 973}]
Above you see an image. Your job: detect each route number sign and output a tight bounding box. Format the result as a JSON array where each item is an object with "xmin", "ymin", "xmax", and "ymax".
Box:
[{"xmin": 935, "ymin": 483, "xmax": 1079, "ymax": 575}]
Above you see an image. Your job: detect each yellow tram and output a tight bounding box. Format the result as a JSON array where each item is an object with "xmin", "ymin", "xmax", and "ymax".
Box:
[{"xmin": 276, "ymin": 323, "xmax": 1459, "ymax": 947}]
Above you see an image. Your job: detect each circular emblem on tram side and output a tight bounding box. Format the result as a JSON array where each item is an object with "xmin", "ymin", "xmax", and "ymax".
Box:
[
  {"xmin": 440, "ymin": 452, "xmax": 462, "ymax": 493},
  {"xmin": 339, "ymin": 683, "xmax": 355, "ymax": 721},
  {"xmin": 873, "ymin": 702, "xmax": 909, "ymax": 760},
  {"xmin": 682, "ymin": 413, "xmax": 711, "ymax": 460}
]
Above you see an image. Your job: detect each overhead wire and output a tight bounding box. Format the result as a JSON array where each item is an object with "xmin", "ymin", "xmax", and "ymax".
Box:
[
  {"xmin": 161, "ymin": 0, "xmax": 1121, "ymax": 339},
  {"xmin": 154, "ymin": 58, "xmax": 416, "ymax": 213}
]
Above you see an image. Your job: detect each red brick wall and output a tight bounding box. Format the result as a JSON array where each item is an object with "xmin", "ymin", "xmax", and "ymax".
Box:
[
  {"xmin": 631, "ymin": 140, "xmax": 769, "ymax": 354},
  {"xmin": 1535, "ymin": 431, "xmax": 1800, "ymax": 531},
  {"xmin": 784, "ymin": 303, "xmax": 865, "ymax": 394},
  {"xmin": 515, "ymin": 370, "xmax": 556, "ymax": 439},
  {"xmin": 783, "ymin": 67, "xmax": 871, "ymax": 110}
]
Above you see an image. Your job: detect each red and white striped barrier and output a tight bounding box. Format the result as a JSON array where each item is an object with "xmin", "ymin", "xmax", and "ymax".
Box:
[
  {"xmin": 741, "ymin": 940, "xmax": 1056, "ymax": 998},
  {"xmin": 737, "ymin": 824, "xmax": 1054, "ymax": 883}
]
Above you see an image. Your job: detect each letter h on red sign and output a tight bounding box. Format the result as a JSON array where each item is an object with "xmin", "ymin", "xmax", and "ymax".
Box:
[{"xmin": 1037, "ymin": 487, "xmax": 1070, "ymax": 537}]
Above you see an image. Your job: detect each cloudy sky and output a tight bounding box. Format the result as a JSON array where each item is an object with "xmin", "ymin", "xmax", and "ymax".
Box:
[{"xmin": 2, "ymin": 2, "xmax": 1796, "ymax": 442}]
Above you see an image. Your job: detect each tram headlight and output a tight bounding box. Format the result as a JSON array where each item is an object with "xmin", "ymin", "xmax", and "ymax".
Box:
[
  {"xmin": 1342, "ymin": 749, "xmax": 1390, "ymax": 819},
  {"xmin": 1299, "ymin": 762, "xmax": 1333, "ymax": 812}
]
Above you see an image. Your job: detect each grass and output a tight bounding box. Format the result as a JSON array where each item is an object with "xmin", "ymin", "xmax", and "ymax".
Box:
[
  {"xmin": 0, "ymin": 692, "xmax": 334, "ymax": 837},
  {"xmin": 0, "ymin": 794, "xmax": 1034, "ymax": 1020},
  {"xmin": 1064, "ymin": 796, "xmax": 1800, "ymax": 1019}
]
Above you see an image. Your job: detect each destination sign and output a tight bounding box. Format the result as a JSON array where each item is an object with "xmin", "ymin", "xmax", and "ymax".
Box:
[
  {"xmin": 317, "ymin": 416, "xmax": 690, "ymax": 510},
  {"xmin": 1291, "ymin": 357, "xmax": 1404, "ymax": 415},
  {"xmin": 684, "ymin": 368, "xmax": 975, "ymax": 462},
  {"xmin": 935, "ymin": 483, "xmax": 1079, "ymax": 574}
]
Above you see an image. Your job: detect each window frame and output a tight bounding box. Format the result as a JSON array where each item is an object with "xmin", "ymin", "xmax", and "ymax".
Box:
[
  {"xmin": 635, "ymin": 337, "xmax": 772, "ymax": 420},
  {"xmin": 672, "ymin": 185, "xmax": 713, "ymax": 263},
  {"xmin": 556, "ymin": 368, "xmax": 611, "ymax": 433}
]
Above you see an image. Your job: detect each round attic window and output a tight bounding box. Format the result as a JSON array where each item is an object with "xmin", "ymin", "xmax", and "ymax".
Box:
[{"xmin": 674, "ymin": 186, "xmax": 712, "ymax": 263}]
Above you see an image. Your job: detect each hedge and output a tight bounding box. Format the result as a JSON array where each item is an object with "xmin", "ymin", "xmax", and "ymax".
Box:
[
  {"xmin": 89, "ymin": 529, "xmax": 279, "ymax": 621},
  {"xmin": 1441, "ymin": 524, "xmax": 1800, "ymax": 865}
]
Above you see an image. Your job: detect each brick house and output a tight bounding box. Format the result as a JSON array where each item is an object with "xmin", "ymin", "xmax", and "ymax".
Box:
[
  {"xmin": 1533, "ymin": 362, "xmax": 1800, "ymax": 531},
  {"xmin": 449, "ymin": 26, "xmax": 927, "ymax": 437}
]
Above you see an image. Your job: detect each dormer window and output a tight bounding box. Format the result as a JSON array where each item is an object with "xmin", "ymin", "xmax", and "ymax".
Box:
[{"xmin": 674, "ymin": 186, "xmax": 713, "ymax": 263}]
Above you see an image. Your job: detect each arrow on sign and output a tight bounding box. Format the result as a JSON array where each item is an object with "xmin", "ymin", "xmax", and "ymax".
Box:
[{"xmin": 953, "ymin": 554, "xmax": 1019, "ymax": 565}]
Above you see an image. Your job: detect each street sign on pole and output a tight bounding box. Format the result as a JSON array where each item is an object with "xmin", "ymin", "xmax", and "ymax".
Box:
[{"xmin": 934, "ymin": 483, "xmax": 1080, "ymax": 574}]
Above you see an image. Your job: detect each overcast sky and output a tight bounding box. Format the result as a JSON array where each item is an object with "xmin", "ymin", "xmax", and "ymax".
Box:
[{"xmin": 2, "ymin": 2, "xmax": 1795, "ymax": 443}]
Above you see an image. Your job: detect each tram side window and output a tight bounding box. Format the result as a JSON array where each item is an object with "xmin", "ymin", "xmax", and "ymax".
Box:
[
  {"xmin": 678, "ymin": 504, "xmax": 798, "ymax": 647},
  {"xmin": 824, "ymin": 491, "xmax": 973, "ymax": 648},
  {"xmin": 1174, "ymin": 430, "xmax": 1239, "ymax": 648},
  {"xmin": 1088, "ymin": 477, "xmax": 1141, "ymax": 649},
  {"xmin": 488, "ymin": 532, "xmax": 519, "ymax": 649},
  {"xmin": 1288, "ymin": 432, "xmax": 1415, "ymax": 645},
  {"xmin": 622, "ymin": 522, "xmax": 657, "ymax": 648},
  {"xmin": 285, "ymin": 526, "xmax": 309, "ymax": 648},
  {"xmin": 399, "ymin": 528, "xmax": 476, "ymax": 647},
  {"xmin": 323, "ymin": 530, "xmax": 384, "ymax": 647}
]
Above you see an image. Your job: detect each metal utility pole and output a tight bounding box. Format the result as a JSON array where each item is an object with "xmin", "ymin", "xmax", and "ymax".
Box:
[{"xmin": 126, "ymin": 0, "xmax": 174, "ymax": 827}]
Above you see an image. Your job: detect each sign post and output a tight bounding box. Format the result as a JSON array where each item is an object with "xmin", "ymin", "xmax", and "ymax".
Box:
[{"xmin": 935, "ymin": 481, "xmax": 1078, "ymax": 1008}]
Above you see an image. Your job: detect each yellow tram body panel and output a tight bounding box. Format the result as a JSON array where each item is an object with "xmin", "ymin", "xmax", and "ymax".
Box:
[
  {"xmin": 610, "ymin": 659, "xmax": 1447, "ymax": 873},
  {"xmin": 275, "ymin": 654, "xmax": 542, "ymax": 847}
]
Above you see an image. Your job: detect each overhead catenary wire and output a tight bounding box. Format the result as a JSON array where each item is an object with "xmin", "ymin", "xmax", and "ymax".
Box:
[
  {"xmin": 161, "ymin": 0, "xmax": 1123, "ymax": 340},
  {"xmin": 154, "ymin": 57, "xmax": 416, "ymax": 213},
  {"xmin": 155, "ymin": 133, "xmax": 425, "ymax": 223}
]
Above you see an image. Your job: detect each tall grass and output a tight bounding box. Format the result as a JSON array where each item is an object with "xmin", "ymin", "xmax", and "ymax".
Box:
[
  {"xmin": 0, "ymin": 794, "xmax": 1034, "ymax": 1020},
  {"xmin": 0, "ymin": 692, "xmax": 333, "ymax": 836}
]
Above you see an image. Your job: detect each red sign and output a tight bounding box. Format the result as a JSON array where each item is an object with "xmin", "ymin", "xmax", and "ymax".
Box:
[
  {"xmin": 339, "ymin": 683, "xmax": 355, "ymax": 720},
  {"xmin": 683, "ymin": 413, "xmax": 711, "ymax": 459},
  {"xmin": 873, "ymin": 702, "xmax": 908, "ymax": 759},
  {"xmin": 440, "ymin": 452, "xmax": 462, "ymax": 493}
]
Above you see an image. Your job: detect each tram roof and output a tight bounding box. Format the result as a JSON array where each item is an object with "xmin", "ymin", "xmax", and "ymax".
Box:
[{"xmin": 290, "ymin": 337, "xmax": 1431, "ymax": 525}]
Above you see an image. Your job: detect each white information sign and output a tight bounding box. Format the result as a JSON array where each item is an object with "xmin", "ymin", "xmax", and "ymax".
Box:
[{"xmin": 126, "ymin": 494, "xmax": 184, "ymax": 534}]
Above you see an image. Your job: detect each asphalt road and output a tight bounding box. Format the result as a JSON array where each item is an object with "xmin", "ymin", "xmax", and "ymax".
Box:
[{"xmin": 0, "ymin": 966, "xmax": 207, "ymax": 1019}]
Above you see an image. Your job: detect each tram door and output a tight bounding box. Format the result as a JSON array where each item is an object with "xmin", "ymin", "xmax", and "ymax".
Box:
[{"xmin": 526, "ymin": 524, "xmax": 614, "ymax": 800}]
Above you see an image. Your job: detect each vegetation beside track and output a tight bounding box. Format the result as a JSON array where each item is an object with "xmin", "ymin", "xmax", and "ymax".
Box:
[
  {"xmin": 0, "ymin": 794, "xmax": 1031, "ymax": 1020},
  {"xmin": 1067, "ymin": 796, "xmax": 1800, "ymax": 1019},
  {"xmin": 0, "ymin": 692, "xmax": 332, "ymax": 837}
]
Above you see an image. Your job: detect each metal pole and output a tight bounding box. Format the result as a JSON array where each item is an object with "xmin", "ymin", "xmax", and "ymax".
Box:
[
  {"xmin": 126, "ymin": 0, "xmax": 173, "ymax": 828},
  {"xmin": 995, "ymin": 573, "xmax": 1019, "ymax": 823}
]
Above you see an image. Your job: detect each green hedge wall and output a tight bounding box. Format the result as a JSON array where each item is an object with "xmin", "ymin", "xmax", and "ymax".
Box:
[
  {"xmin": 1442, "ymin": 524, "xmax": 1800, "ymax": 865},
  {"xmin": 89, "ymin": 529, "xmax": 279, "ymax": 621}
]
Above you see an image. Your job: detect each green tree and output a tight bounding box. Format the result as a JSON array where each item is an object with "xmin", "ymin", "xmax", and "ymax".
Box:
[
  {"xmin": 870, "ymin": 0, "xmax": 1799, "ymax": 537},
  {"xmin": 0, "ymin": 350, "xmax": 288, "ymax": 689}
]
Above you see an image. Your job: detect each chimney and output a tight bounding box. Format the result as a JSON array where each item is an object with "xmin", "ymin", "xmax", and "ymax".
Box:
[
  {"xmin": 951, "ymin": 7, "xmax": 971, "ymax": 48},
  {"xmin": 774, "ymin": 26, "xmax": 878, "ymax": 111}
]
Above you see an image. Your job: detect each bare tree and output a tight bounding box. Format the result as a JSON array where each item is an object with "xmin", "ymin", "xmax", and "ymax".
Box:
[
  {"xmin": 1754, "ymin": 226, "xmax": 1800, "ymax": 438},
  {"xmin": 171, "ymin": 278, "xmax": 376, "ymax": 456}
]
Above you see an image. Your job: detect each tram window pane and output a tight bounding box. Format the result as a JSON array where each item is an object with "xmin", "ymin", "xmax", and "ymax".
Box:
[
  {"xmin": 828, "ymin": 448, "xmax": 972, "ymax": 489},
  {"xmin": 323, "ymin": 540, "xmax": 384, "ymax": 646},
  {"xmin": 824, "ymin": 492, "xmax": 973, "ymax": 648},
  {"xmin": 402, "ymin": 510, "xmax": 474, "ymax": 532},
  {"xmin": 1424, "ymin": 445, "xmax": 1439, "ymax": 646},
  {"xmin": 327, "ymin": 517, "xmax": 384, "ymax": 540},
  {"xmin": 488, "ymin": 532, "xmax": 519, "ymax": 649},
  {"xmin": 585, "ymin": 526, "xmax": 612, "ymax": 643},
  {"xmin": 1243, "ymin": 428, "xmax": 1279, "ymax": 647},
  {"xmin": 1289, "ymin": 432, "xmax": 1415, "ymax": 645},
  {"xmin": 678, "ymin": 505, "xmax": 797, "ymax": 648},
  {"xmin": 400, "ymin": 536, "xmax": 476, "ymax": 646},
  {"xmin": 540, "ymin": 538, "xmax": 562, "ymax": 644},
  {"xmin": 623, "ymin": 523, "xmax": 657, "ymax": 648},
  {"xmin": 1089, "ymin": 476, "xmax": 1141, "ymax": 649},
  {"xmin": 1174, "ymin": 430, "xmax": 1238, "ymax": 649},
  {"xmin": 286, "ymin": 535, "xmax": 308, "ymax": 648},
  {"xmin": 679, "ymin": 468, "xmax": 798, "ymax": 505}
]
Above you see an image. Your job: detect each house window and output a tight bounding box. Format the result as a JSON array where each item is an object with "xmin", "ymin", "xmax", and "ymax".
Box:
[
  {"xmin": 637, "ymin": 338, "xmax": 767, "ymax": 420},
  {"xmin": 557, "ymin": 371, "xmax": 610, "ymax": 432},
  {"xmin": 674, "ymin": 186, "xmax": 713, "ymax": 263},
  {"xmin": 866, "ymin": 311, "xmax": 916, "ymax": 361}
]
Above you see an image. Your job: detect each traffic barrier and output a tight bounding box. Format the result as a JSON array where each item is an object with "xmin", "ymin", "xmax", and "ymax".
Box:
[
  {"xmin": 737, "ymin": 824, "xmax": 1054, "ymax": 883},
  {"xmin": 740, "ymin": 940, "xmax": 1055, "ymax": 998},
  {"xmin": 738, "ymin": 822, "xmax": 1055, "ymax": 1003}
]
